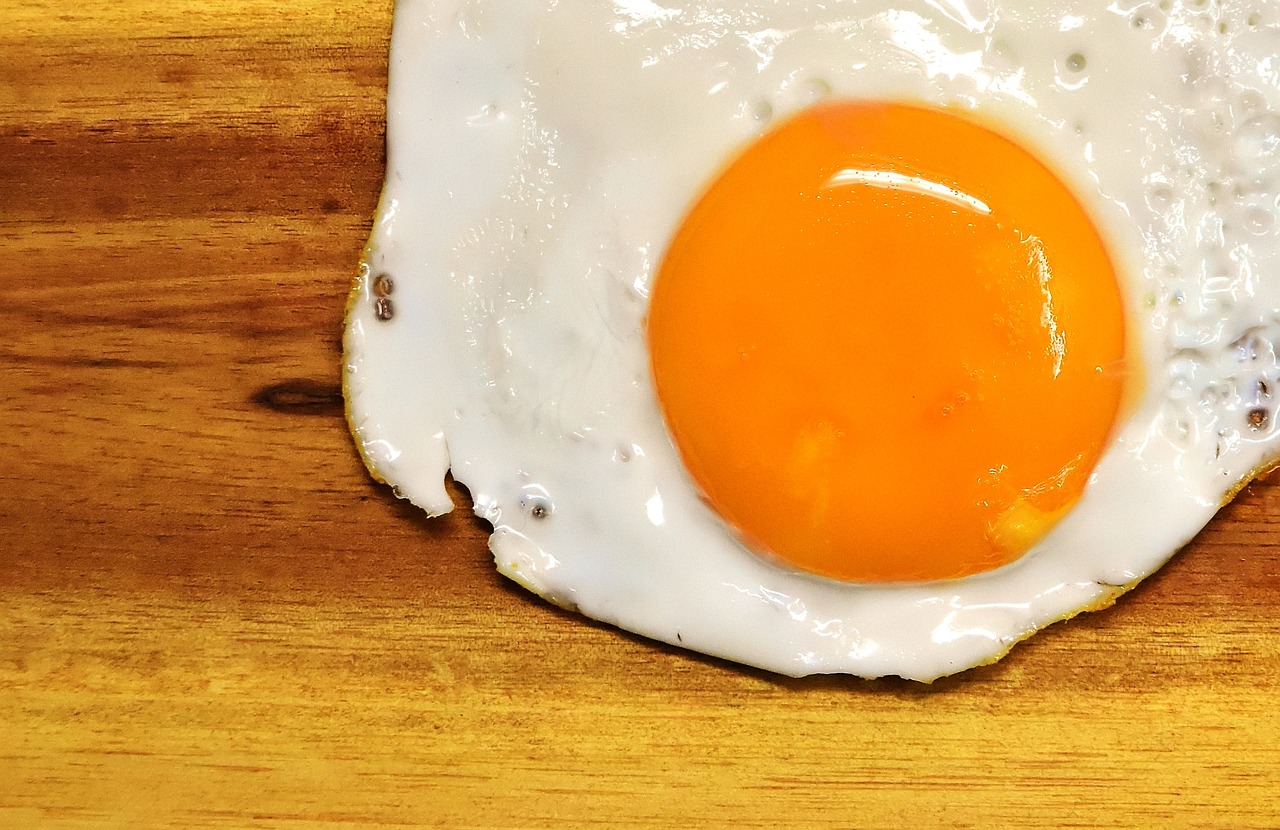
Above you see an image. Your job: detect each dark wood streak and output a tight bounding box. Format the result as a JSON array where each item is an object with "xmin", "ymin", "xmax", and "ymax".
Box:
[
  {"xmin": 0, "ymin": 124, "xmax": 385, "ymax": 225},
  {"xmin": 250, "ymin": 378, "xmax": 344, "ymax": 417},
  {"xmin": 0, "ymin": 350, "xmax": 171, "ymax": 370}
]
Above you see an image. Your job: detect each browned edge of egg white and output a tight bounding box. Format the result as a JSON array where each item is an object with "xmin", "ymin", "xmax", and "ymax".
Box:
[{"xmin": 343, "ymin": 240, "xmax": 396, "ymax": 492}]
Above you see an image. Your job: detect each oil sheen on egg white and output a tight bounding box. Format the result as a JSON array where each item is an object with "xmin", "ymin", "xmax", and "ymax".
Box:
[{"xmin": 344, "ymin": 0, "xmax": 1280, "ymax": 680}]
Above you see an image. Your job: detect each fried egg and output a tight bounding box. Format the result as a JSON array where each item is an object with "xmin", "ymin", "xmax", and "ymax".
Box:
[{"xmin": 344, "ymin": 0, "xmax": 1280, "ymax": 680}]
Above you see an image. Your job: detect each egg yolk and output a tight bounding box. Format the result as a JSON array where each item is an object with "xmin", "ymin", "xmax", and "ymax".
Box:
[{"xmin": 647, "ymin": 101, "xmax": 1127, "ymax": 583}]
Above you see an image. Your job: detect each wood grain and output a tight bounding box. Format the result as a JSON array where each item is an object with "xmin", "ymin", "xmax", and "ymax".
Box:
[{"xmin": 1, "ymin": 2, "xmax": 1277, "ymax": 827}]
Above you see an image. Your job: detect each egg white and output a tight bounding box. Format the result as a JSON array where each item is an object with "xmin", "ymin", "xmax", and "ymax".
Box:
[{"xmin": 345, "ymin": 0, "xmax": 1280, "ymax": 680}]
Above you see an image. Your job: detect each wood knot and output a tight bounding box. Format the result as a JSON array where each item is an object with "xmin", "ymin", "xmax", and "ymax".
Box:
[{"xmin": 251, "ymin": 379, "xmax": 344, "ymax": 417}]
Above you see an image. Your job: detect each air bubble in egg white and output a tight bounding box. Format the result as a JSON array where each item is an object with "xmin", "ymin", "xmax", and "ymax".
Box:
[
  {"xmin": 1131, "ymin": 9, "xmax": 1160, "ymax": 32},
  {"xmin": 1236, "ymin": 113, "xmax": 1280, "ymax": 170},
  {"xmin": 1243, "ymin": 205, "xmax": 1275, "ymax": 235},
  {"xmin": 1054, "ymin": 51, "xmax": 1089, "ymax": 91},
  {"xmin": 1147, "ymin": 182, "xmax": 1175, "ymax": 211},
  {"xmin": 806, "ymin": 77, "xmax": 833, "ymax": 101},
  {"xmin": 1231, "ymin": 331, "xmax": 1262, "ymax": 363},
  {"xmin": 1200, "ymin": 378, "xmax": 1234, "ymax": 407}
]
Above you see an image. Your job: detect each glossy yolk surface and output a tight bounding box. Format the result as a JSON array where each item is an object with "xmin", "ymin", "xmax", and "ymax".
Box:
[{"xmin": 647, "ymin": 101, "xmax": 1127, "ymax": 583}]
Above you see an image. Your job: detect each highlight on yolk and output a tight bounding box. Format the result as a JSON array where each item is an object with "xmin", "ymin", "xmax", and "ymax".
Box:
[{"xmin": 647, "ymin": 101, "xmax": 1128, "ymax": 583}]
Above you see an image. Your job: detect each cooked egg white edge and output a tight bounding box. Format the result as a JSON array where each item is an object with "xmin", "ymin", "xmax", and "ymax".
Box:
[{"xmin": 344, "ymin": 0, "xmax": 1280, "ymax": 680}]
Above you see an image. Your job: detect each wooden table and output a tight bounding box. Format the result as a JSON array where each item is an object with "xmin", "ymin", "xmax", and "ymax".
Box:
[{"xmin": 2, "ymin": 2, "xmax": 1277, "ymax": 827}]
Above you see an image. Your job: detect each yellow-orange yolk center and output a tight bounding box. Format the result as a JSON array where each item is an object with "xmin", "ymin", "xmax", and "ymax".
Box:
[{"xmin": 647, "ymin": 101, "xmax": 1128, "ymax": 583}]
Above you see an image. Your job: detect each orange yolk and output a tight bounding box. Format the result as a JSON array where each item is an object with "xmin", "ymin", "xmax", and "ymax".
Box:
[{"xmin": 647, "ymin": 101, "xmax": 1128, "ymax": 583}]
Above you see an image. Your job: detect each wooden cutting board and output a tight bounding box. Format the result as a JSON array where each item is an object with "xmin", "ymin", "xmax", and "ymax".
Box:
[{"xmin": 2, "ymin": 2, "xmax": 1277, "ymax": 827}]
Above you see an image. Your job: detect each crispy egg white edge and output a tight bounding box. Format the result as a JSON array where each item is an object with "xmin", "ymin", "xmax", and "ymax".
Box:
[{"xmin": 344, "ymin": 0, "xmax": 1280, "ymax": 680}]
